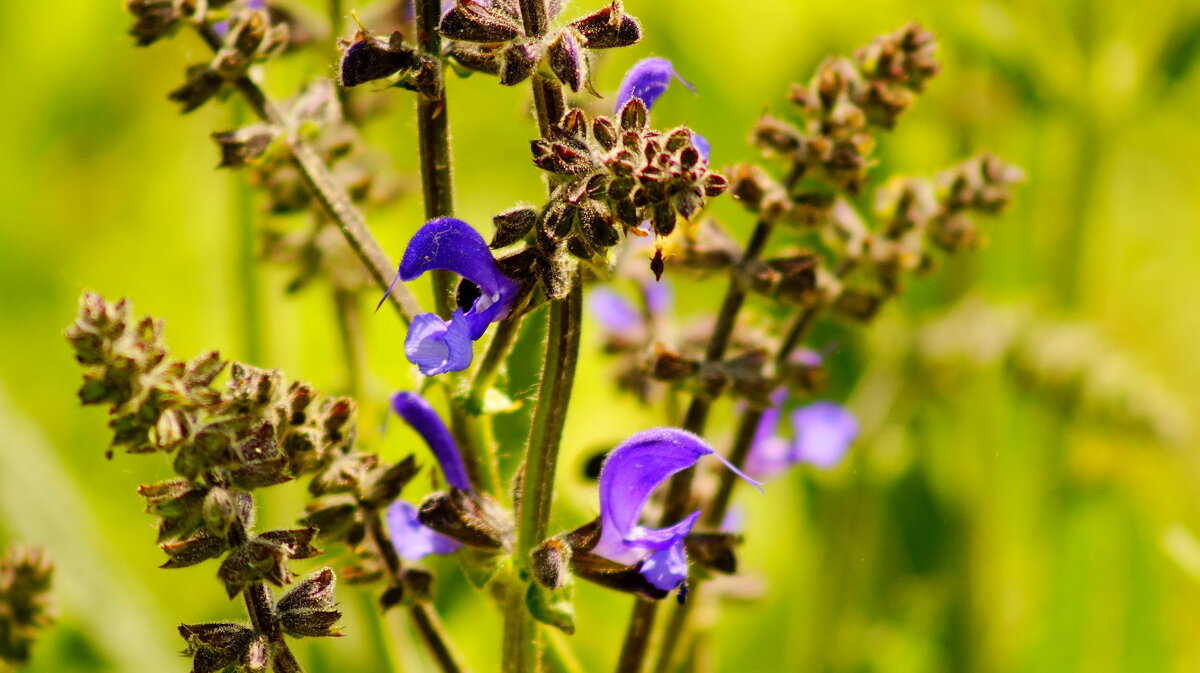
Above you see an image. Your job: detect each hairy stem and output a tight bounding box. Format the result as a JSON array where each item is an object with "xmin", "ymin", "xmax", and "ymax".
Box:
[
  {"xmin": 505, "ymin": 274, "xmax": 583, "ymax": 673},
  {"xmin": 502, "ymin": 0, "xmax": 573, "ymax": 668},
  {"xmin": 365, "ymin": 508, "xmax": 470, "ymax": 673},
  {"xmin": 228, "ymin": 510, "xmax": 304, "ymax": 673},
  {"xmin": 194, "ymin": 23, "xmax": 421, "ymax": 324},
  {"xmin": 414, "ymin": 0, "xmax": 457, "ymax": 319}
]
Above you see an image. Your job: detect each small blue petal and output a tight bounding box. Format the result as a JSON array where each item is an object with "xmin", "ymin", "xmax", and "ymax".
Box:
[
  {"xmin": 390, "ymin": 391, "xmax": 473, "ymax": 492},
  {"xmin": 404, "ymin": 311, "xmax": 474, "ymax": 375},
  {"xmin": 615, "ymin": 57, "xmax": 694, "ymax": 112},
  {"xmin": 386, "ymin": 501, "xmax": 461, "ymax": 560},
  {"xmin": 590, "ymin": 287, "xmax": 642, "ymax": 338},
  {"xmin": 790, "ymin": 401, "xmax": 858, "ymax": 469},
  {"xmin": 640, "ymin": 543, "xmax": 689, "ymax": 592}
]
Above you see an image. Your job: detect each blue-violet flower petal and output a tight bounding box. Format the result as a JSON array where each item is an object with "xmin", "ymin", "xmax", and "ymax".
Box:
[
  {"xmin": 790, "ymin": 401, "xmax": 859, "ymax": 469},
  {"xmin": 615, "ymin": 57, "xmax": 694, "ymax": 112},
  {"xmin": 592, "ymin": 428, "xmax": 761, "ymax": 590},
  {"xmin": 386, "ymin": 500, "xmax": 461, "ymax": 560},
  {"xmin": 390, "ymin": 391, "xmax": 473, "ymax": 492}
]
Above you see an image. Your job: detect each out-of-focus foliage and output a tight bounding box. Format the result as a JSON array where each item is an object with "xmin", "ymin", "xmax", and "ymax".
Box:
[{"xmin": 1, "ymin": 0, "xmax": 1198, "ymax": 671}]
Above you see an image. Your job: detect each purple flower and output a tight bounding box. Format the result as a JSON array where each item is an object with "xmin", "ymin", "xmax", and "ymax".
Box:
[
  {"xmin": 615, "ymin": 57, "xmax": 693, "ymax": 111},
  {"xmin": 390, "ymin": 391, "xmax": 472, "ymax": 492},
  {"xmin": 592, "ymin": 428, "xmax": 762, "ymax": 591},
  {"xmin": 386, "ymin": 501, "xmax": 461, "ymax": 560},
  {"xmin": 745, "ymin": 392, "xmax": 859, "ymax": 478},
  {"xmin": 590, "ymin": 287, "xmax": 642, "ymax": 339},
  {"xmin": 615, "ymin": 57, "xmax": 710, "ymax": 161},
  {"xmin": 791, "ymin": 401, "xmax": 859, "ymax": 468},
  {"xmin": 387, "ymin": 217, "xmax": 520, "ymax": 376}
]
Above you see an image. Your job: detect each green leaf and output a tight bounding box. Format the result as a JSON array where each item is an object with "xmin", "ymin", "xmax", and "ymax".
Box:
[
  {"xmin": 525, "ymin": 576, "xmax": 576, "ymax": 635},
  {"xmin": 456, "ymin": 548, "xmax": 506, "ymax": 589}
]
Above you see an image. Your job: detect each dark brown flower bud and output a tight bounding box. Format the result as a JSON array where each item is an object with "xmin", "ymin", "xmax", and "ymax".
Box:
[
  {"xmin": 491, "ymin": 206, "xmax": 538, "ymax": 248},
  {"xmin": 531, "ymin": 537, "xmax": 572, "ymax": 590},
  {"xmin": 500, "ymin": 41, "xmax": 541, "ymax": 86},
  {"xmin": 417, "ymin": 489, "xmax": 509, "ymax": 549},
  {"xmin": 277, "ymin": 567, "xmax": 343, "ymax": 638},
  {"xmin": 650, "ymin": 345, "xmax": 699, "ymax": 382},
  {"xmin": 592, "ymin": 116, "xmax": 618, "ymax": 150},
  {"xmin": 438, "ymin": 4, "xmax": 521, "ymax": 43},
  {"xmin": 570, "ymin": 2, "xmax": 642, "ymax": 49},
  {"xmin": 570, "ymin": 551, "xmax": 668, "ymax": 600},
  {"xmin": 159, "ymin": 530, "xmax": 228, "ymax": 569},
  {"xmin": 579, "ymin": 202, "xmax": 619, "ymax": 250},
  {"xmin": 178, "ymin": 623, "xmax": 259, "ymax": 673},
  {"xmin": 619, "ymin": 98, "xmax": 648, "ymax": 131},
  {"xmin": 168, "ymin": 65, "xmax": 224, "ymax": 114},
  {"xmin": 446, "ymin": 41, "xmax": 502, "ymax": 75},
  {"xmin": 363, "ymin": 455, "xmax": 419, "ymax": 508},
  {"xmin": 300, "ymin": 495, "xmax": 360, "ymax": 541},
  {"xmin": 548, "ymin": 29, "xmax": 585, "ymax": 92},
  {"xmin": 339, "ymin": 30, "xmax": 419, "ymax": 88}
]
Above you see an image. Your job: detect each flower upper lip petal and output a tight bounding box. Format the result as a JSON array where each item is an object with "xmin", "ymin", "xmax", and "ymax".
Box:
[{"xmin": 390, "ymin": 390, "xmax": 473, "ymax": 492}]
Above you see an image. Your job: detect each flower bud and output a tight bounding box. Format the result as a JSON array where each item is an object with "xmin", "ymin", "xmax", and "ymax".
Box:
[
  {"xmin": 491, "ymin": 206, "xmax": 538, "ymax": 248},
  {"xmin": 571, "ymin": 3, "xmax": 642, "ymax": 49},
  {"xmin": 277, "ymin": 567, "xmax": 343, "ymax": 638},
  {"xmin": 548, "ymin": 29, "xmax": 585, "ymax": 93},
  {"xmin": 417, "ymin": 489, "xmax": 510, "ymax": 550},
  {"xmin": 438, "ymin": 4, "xmax": 521, "ymax": 43}
]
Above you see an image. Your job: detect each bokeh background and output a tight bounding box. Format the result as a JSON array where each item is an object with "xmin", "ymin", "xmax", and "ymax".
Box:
[{"xmin": 1, "ymin": 0, "xmax": 1199, "ymax": 671}]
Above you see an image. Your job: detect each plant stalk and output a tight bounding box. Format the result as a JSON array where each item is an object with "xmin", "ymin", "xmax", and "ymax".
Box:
[
  {"xmin": 413, "ymin": 0, "xmax": 457, "ymax": 320},
  {"xmin": 651, "ymin": 303, "xmax": 824, "ymax": 672},
  {"xmin": 228, "ymin": 509, "xmax": 305, "ymax": 673},
  {"xmin": 614, "ymin": 217, "xmax": 775, "ymax": 673},
  {"xmin": 504, "ymin": 274, "xmax": 583, "ymax": 673},
  {"xmin": 365, "ymin": 507, "xmax": 471, "ymax": 673},
  {"xmin": 194, "ymin": 23, "xmax": 421, "ymax": 324}
]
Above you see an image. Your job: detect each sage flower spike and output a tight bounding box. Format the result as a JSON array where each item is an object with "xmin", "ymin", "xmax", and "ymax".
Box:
[
  {"xmin": 386, "ymin": 217, "xmax": 520, "ymax": 376},
  {"xmin": 390, "ymin": 391, "xmax": 472, "ymax": 492},
  {"xmin": 592, "ymin": 428, "xmax": 762, "ymax": 591},
  {"xmin": 386, "ymin": 501, "xmax": 461, "ymax": 560}
]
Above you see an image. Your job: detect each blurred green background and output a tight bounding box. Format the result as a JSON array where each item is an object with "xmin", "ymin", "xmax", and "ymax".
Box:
[{"xmin": 1, "ymin": 0, "xmax": 1199, "ymax": 671}]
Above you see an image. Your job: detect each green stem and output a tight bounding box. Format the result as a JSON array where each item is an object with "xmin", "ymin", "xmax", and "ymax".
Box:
[
  {"xmin": 194, "ymin": 23, "xmax": 421, "ymax": 324},
  {"xmin": 504, "ymin": 275, "xmax": 583, "ymax": 673},
  {"xmin": 333, "ymin": 288, "xmax": 365, "ymax": 397},
  {"xmin": 413, "ymin": 0, "xmax": 457, "ymax": 320},
  {"xmin": 228, "ymin": 508, "xmax": 305, "ymax": 673},
  {"xmin": 232, "ymin": 101, "xmax": 265, "ymax": 365}
]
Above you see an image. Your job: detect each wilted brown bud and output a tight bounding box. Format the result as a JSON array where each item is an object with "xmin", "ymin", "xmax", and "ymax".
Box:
[
  {"xmin": 684, "ymin": 533, "xmax": 741, "ymax": 574},
  {"xmin": 417, "ymin": 489, "xmax": 510, "ymax": 550},
  {"xmin": 438, "ymin": 3, "xmax": 521, "ymax": 42},
  {"xmin": 500, "ymin": 41, "xmax": 541, "ymax": 86},
  {"xmin": 531, "ymin": 537, "xmax": 572, "ymax": 590},
  {"xmin": 491, "ymin": 206, "xmax": 539, "ymax": 248},
  {"xmin": 277, "ymin": 567, "xmax": 343, "ymax": 638},
  {"xmin": 571, "ymin": 2, "xmax": 642, "ymax": 49}
]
